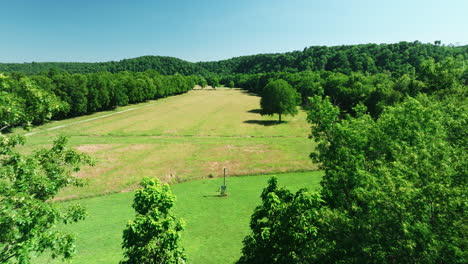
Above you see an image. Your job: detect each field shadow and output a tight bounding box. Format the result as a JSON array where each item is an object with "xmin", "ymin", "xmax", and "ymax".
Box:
[
  {"xmin": 247, "ymin": 109, "xmax": 262, "ymax": 114},
  {"xmin": 240, "ymin": 90, "xmax": 258, "ymax": 96},
  {"xmin": 243, "ymin": 120, "xmax": 285, "ymax": 126},
  {"xmin": 203, "ymin": 194, "xmax": 227, "ymax": 198}
]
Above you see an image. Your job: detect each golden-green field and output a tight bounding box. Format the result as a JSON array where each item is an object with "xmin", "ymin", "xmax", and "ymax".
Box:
[{"xmin": 18, "ymin": 88, "xmax": 316, "ymax": 199}]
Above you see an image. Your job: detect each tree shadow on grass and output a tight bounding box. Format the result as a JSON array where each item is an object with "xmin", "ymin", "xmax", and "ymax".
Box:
[
  {"xmin": 247, "ymin": 109, "xmax": 262, "ymax": 114},
  {"xmin": 203, "ymin": 194, "xmax": 227, "ymax": 198},
  {"xmin": 240, "ymin": 90, "xmax": 258, "ymax": 96},
  {"xmin": 243, "ymin": 120, "xmax": 286, "ymax": 126}
]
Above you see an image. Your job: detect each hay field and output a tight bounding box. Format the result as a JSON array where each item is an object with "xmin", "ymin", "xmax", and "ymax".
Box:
[{"xmin": 18, "ymin": 88, "xmax": 317, "ymax": 199}]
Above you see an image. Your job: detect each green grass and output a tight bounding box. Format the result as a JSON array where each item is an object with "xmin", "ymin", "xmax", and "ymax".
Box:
[
  {"xmin": 16, "ymin": 89, "xmax": 317, "ymax": 199},
  {"xmin": 33, "ymin": 171, "xmax": 322, "ymax": 264}
]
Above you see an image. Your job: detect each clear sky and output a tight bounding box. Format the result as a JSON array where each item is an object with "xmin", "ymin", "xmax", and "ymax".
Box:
[{"xmin": 1, "ymin": 0, "xmax": 467, "ymax": 63}]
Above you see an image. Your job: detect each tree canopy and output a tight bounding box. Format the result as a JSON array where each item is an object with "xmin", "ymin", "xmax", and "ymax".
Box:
[
  {"xmin": 0, "ymin": 71, "xmax": 199, "ymax": 130},
  {"xmin": 239, "ymin": 93, "xmax": 467, "ymax": 263},
  {"xmin": 260, "ymin": 79, "xmax": 299, "ymax": 122},
  {"xmin": 0, "ymin": 136, "xmax": 93, "ymax": 264},
  {"xmin": 1, "ymin": 42, "xmax": 466, "ymax": 78},
  {"xmin": 238, "ymin": 54, "xmax": 467, "ymax": 263},
  {"xmin": 121, "ymin": 178, "xmax": 186, "ymax": 264},
  {"xmin": 237, "ymin": 177, "xmax": 322, "ymax": 264}
]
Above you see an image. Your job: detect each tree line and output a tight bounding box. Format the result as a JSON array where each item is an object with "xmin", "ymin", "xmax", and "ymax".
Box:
[
  {"xmin": 0, "ymin": 56, "xmax": 211, "ymax": 76},
  {"xmin": 0, "ymin": 70, "xmax": 204, "ymax": 131},
  {"xmin": 221, "ymin": 56, "xmax": 466, "ymax": 118},
  {"xmin": 200, "ymin": 41, "xmax": 467, "ymax": 76},
  {"xmin": 1, "ymin": 42, "xmax": 466, "ymax": 78}
]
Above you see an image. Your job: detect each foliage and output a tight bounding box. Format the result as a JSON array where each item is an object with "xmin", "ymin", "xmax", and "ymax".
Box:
[
  {"xmin": 0, "ymin": 56, "xmax": 210, "ymax": 76},
  {"xmin": 199, "ymin": 42, "xmax": 467, "ymax": 76},
  {"xmin": 1, "ymin": 43, "xmax": 465, "ymax": 78},
  {"xmin": 0, "ymin": 74, "xmax": 64, "ymax": 131},
  {"xmin": 245, "ymin": 90, "xmax": 467, "ymax": 264},
  {"xmin": 0, "ymin": 71, "xmax": 197, "ymax": 130},
  {"xmin": 121, "ymin": 178, "xmax": 186, "ymax": 264},
  {"xmin": 260, "ymin": 79, "xmax": 299, "ymax": 122},
  {"xmin": 306, "ymin": 94, "xmax": 467, "ymax": 263},
  {"xmin": 237, "ymin": 177, "xmax": 323, "ymax": 264},
  {"xmin": 226, "ymin": 56, "xmax": 466, "ymax": 118},
  {"xmin": 0, "ymin": 136, "xmax": 93, "ymax": 264},
  {"xmin": 240, "ymin": 93, "xmax": 467, "ymax": 263},
  {"xmin": 206, "ymin": 75, "xmax": 220, "ymax": 88},
  {"xmin": 239, "ymin": 54, "xmax": 466, "ymax": 262}
]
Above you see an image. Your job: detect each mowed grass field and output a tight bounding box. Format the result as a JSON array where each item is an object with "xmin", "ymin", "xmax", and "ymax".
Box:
[
  {"xmin": 17, "ymin": 88, "xmax": 317, "ymax": 199},
  {"xmin": 34, "ymin": 171, "xmax": 323, "ymax": 264}
]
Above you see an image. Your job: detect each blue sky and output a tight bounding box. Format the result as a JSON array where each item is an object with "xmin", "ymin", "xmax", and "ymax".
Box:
[{"xmin": 1, "ymin": 0, "xmax": 467, "ymax": 62}]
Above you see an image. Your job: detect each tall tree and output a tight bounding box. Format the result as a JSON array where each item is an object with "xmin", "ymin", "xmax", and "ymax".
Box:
[
  {"xmin": 260, "ymin": 79, "xmax": 299, "ymax": 122},
  {"xmin": 121, "ymin": 178, "xmax": 186, "ymax": 264}
]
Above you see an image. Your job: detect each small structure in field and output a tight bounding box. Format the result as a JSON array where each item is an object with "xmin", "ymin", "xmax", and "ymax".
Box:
[{"xmin": 220, "ymin": 168, "xmax": 227, "ymax": 196}]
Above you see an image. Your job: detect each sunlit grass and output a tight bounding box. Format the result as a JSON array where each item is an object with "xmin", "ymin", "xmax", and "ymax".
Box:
[
  {"xmin": 17, "ymin": 89, "xmax": 317, "ymax": 199},
  {"xmin": 34, "ymin": 171, "xmax": 323, "ymax": 264}
]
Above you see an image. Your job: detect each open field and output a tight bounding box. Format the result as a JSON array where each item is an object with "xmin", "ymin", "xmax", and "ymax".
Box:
[
  {"xmin": 17, "ymin": 89, "xmax": 317, "ymax": 199},
  {"xmin": 34, "ymin": 171, "xmax": 323, "ymax": 264}
]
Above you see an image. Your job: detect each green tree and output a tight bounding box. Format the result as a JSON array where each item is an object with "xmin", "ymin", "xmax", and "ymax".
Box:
[
  {"xmin": 121, "ymin": 178, "xmax": 186, "ymax": 264},
  {"xmin": 260, "ymin": 79, "xmax": 299, "ymax": 122},
  {"xmin": 240, "ymin": 93, "xmax": 467, "ymax": 263},
  {"xmin": 0, "ymin": 136, "xmax": 93, "ymax": 264},
  {"xmin": 198, "ymin": 76, "xmax": 208, "ymax": 89},
  {"xmin": 0, "ymin": 75, "xmax": 65, "ymax": 128},
  {"xmin": 306, "ymin": 94, "xmax": 467, "ymax": 263},
  {"xmin": 237, "ymin": 177, "xmax": 322, "ymax": 264},
  {"xmin": 206, "ymin": 76, "xmax": 220, "ymax": 89}
]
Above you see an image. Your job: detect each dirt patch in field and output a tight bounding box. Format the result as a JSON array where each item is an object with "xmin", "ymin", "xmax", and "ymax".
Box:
[
  {"xmin": 216, "ymin": 144, "xmax": 268, "ymax": 153},
  {"xmin": 114, "ymin": 144, "xmax": 152, "ymax": 152},
  {"xmin": 76, "ymin": 144, "xmax": 114, "ymax": 153},
  {"xmin": 204, "ymin": 160, "xmax": 243, "ymax": 176},
  {"xmin": 71, "ymin": 145, "xmax": 121, "ymax": 180},
  {"xmin": 162, "ymin": 171, "xmax": 185, "ymax": 184}
]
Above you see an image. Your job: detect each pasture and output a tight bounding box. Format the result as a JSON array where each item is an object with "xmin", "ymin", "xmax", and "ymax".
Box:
[
  {"xmin": 17, "ymin": 88, "xmax": 317, "ymax": 199},
  {"xmin": 34, "ymin": 171, "xmax": 323, "ymax": 264}
]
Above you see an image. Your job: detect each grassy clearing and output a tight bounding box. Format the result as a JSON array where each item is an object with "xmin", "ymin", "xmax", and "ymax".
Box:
[
  {"xmin": 16, "ymin": 89, "xmax": 316, "ymax": 199},
  {"xmin": 34, "ymin": 171, "xmax": 322, "ymax": 264}
]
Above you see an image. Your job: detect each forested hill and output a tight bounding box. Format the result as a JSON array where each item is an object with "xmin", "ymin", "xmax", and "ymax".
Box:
[
  {"xmin": 0, "ymin": 56, "xmax": 210, "ymax": 76},
  {"xmin": 198, "ymin": 42, "xmax": 468, "ymax": 76},
  {"xmin": 1, "ymin": 42, "xmax": 467, "ymax": 76}
]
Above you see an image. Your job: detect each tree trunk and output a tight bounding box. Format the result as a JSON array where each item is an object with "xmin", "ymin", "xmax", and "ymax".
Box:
[{"xmin": 279, "ymin": 113, "xmax": 282, "ymax": 123}]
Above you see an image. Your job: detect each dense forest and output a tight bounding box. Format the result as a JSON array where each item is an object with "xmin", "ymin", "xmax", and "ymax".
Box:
[
  {"xmin": 1, "ymin": 42, "xmax": 467, "ymax": 77},
  {"xmin": 236, "ymin": 56, "xmax": 467, "ymax": 263},
  {"xmin": 0, "ymin": 56, "xmax": 210, "ymax": 76},
  {"xmin": 200, "ymin": 41, "xmax": 467, "ymax": 75},
  {"xmin": 220, "ymin": 56, "xmax": 467, "ymax": 117},
  {"xmin": 0, "ymin": 70, "xmax": 202, "ymax": 131}
]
